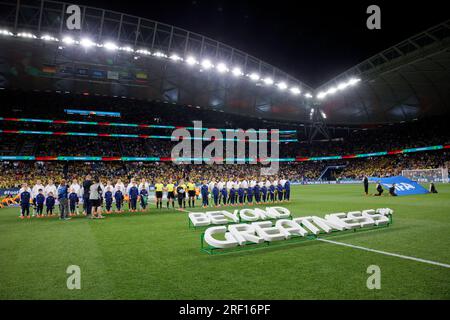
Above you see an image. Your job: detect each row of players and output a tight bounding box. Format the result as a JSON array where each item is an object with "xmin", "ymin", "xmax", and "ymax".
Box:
[{"xmin": 16, "ymin": 176, "xmax": 292, "ymax": 219}]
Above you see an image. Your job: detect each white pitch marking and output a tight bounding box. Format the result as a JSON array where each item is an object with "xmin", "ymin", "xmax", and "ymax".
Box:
[{"xmin": 318, "ymin": 238, "xmax": 450, "ymax": 269}]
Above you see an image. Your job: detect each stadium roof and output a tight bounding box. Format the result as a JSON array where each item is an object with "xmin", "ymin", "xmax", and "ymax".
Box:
[
  {"xmin": 318, "ymin": 20, "xmax": 450, "ymax": 125},
  {"xmin": 0, "ymin": 0, "xmax": 449, "ymax": 125}
]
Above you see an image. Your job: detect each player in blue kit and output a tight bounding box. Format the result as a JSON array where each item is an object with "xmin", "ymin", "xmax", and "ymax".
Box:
[
  {"xmin": 20, "ymin": 184, "xmax": 31, "ymax": 219},
  {"xmin": 114, "ymin": 189, "xmax": 124, "ymax": 213},
  {"xmin": 269, "ymin": 184, "xmax": 275, "ymax": 203},
  {"xmin": 261, "ymin": 184, "xmax": 267, "ymax": 203},
  {"xmin": 277, "ymin": 182, "xmax": 284, "ymax": 202},
  {"xmin": 229, "ymin": 187, "xmax": 236, "ymax": 206},
  {"xmin": 104, "ymin": 189, "xmax": 113, "ymax": 213},
  {"xmin": 45, "ymin": 192, "xmax": 56, "ymax": 216},
  {"xmin": 247, "ymin": 185, "xmax": 253, "ymax": 205},
  {"xmin": 238, "ymin": 186, "xmax": 244, "ymax": 206},
  {"xmin": 69, "ymin": 189, "xmax": 79, "ymax": 216},
  {"xmin": 284, "ymin": 179, "xmax": 291, "ymax": 201},
  {"xmin": 220, "ymin": 187, "xmax": 228, "ymax": 206},
  {"xmin": 129, "ymin": 184, "xmax": 139, "ymax": 212},
  {"xmin": 201, "ymin": 180, "xmax": 209, "ymax": 208},
  {"xmin": 212, "ymin": 183, "xmax": 220, "ymax": 207},
  {"xmin": 35, "ymin": 189, "xmax": 45, "ymax": 217},
  {"xmin": 139, "ymin": 188, "xmax": 149, "ymax": 211},
  {"xmin": 254, "ymin": 183, "xmax": 261, "ymax": 204}
]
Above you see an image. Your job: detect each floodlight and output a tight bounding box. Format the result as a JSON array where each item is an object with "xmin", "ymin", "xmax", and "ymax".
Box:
[
  {"xmin": 41, "ymin": 35, "xmax": 58, "ymax": 42},
  {"xmin": 120, "ymin": 46, "xmax": 134, "ymax": 53},
  {"xmin": 249, "ymin": 73, "xmax": 260, "ymax": 81},
  {"xmin": 80, "ymin": 38, "xmax": 95, "ymax": 48},
  {"xmin": 317, "ymin": 92, "xmax": 326, "ymax": 99},
  {"xmin": 327, "ymin": 87, "xmax": 337, "ymax": 94},
  {"xmin": 17, "ymin": 32, "xmax": 37, "ymax": 39},
  {"xmin": 349, "ymin": 78, "xmax": 361, "ymax": 85},
  {"xmin": 290, "ymin": 86, "xmax": 301, "ymax": 95},
  {"xmin": 136, "ymin": 49, "xmax": 151, "ymax": 55},
  {"xmin": 216, "ymin": 62, "xmax": 228, "ymax": 73},
  {"xmin": 277, "ymin": 82, "xmax": 287, "ymax": 90},
  {"xmin": 263, "ymin": 77, "xmax": 274, "ymax": 85},
  {"xmin": 169, "ymin": 54, "xmax": 182, "ymax": 61},
  {"xmin": 103, "ymin": 42, "xmax": 118, "ymax": 51},
  {"xmin": 232, "ymin": 67, "xmax": 243, "ymax": 76},
  {"xmin": 0, "ymin": 29, "xmax": 13, "ymax": 36},
  {"xmin": 186, "ymin": 56, "xmax": 197, "ymax": 65},
  {"xmin": 337, "ymin": 82, "xmax": 349, "ymax": 90},
  {"xmin": 153, "ymin": 51, "xmax": 167, "ymax": 58},
  {"xmin": 304, "ymin": 93, "xmax": 313, "ymax": 98},
  {"xmin": 62, "ymin": 36, "xmax": 75, "ymax": 45},
  {"xmin": 201, "ymin": 59, "xmax": 213, "ymax": 69}
]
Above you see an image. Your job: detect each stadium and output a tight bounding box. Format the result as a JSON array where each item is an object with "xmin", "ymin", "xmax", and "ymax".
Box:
[{"xmin": 0, "ymin": 0, "xmax": 449, "ymax": 303}]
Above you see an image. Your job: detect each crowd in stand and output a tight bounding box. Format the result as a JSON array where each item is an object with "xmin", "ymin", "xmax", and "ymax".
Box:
[
  {"xmin": 0, "ymin": 151, "xmax": 448, "ymax": 189},
  {"xmin": 1, "ymin": 90, "xmax": 449, "ymax": 190}
]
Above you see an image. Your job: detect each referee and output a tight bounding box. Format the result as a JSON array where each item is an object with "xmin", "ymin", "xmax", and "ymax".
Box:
[
  {"xmin": 363, "ymin": 176, "xmax": 369, "ymax": 195},
  {"xmin": 154, "ymin": 180, "xmax": 164, "ymax": 209},
  {"xmin": 83, "ymin": 175, "xmax": 93, "ymax": 217}
]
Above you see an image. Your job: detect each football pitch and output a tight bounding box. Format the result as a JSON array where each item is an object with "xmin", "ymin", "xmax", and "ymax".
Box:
[{"xmin": 1, "ymin": 184, "xmax": 449, "ymax": 300}]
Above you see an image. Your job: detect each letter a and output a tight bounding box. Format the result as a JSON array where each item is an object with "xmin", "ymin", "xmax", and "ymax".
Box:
[
  {"xmin": 366, "ymin": 5, "xmax": 381, "ymax": 30},
  {"xmin": 66, "ymin": 265, "xmax": 81, "ymax": 290},
  {"xmin": 366, "ymin": 265, "xmax": 381, "ymax": 289},
  {"xmin": 66, "ymin": 5, "xmax": 81, "ymax": 30}
]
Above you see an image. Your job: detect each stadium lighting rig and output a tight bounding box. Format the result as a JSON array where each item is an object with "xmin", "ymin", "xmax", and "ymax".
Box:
[
  {"xmin": 0, "ymin": 29, "xmax": 316, "ymax": 100},
  {"xmin": 316, "ymin": 78, "xmax": 361, "ymax": 100}
]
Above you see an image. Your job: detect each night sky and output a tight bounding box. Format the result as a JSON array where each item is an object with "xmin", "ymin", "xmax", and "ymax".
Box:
[{"xmin": 74, "ymin": 0, "xmax": 449, "ymax": 88}]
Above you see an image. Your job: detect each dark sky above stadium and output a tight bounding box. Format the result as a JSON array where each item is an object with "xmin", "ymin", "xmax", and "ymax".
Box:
[{"xmin": 76, "ymin": 0, "xmax": 449, "ymax": 87}]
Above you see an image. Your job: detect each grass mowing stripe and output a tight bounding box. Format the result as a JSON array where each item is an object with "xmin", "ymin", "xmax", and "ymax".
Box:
[{"xmin": 317, "ymin": 238, "xmax": 450, "ymax": 269}]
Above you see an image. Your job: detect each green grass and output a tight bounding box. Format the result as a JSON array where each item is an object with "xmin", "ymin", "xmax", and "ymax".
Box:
[{"xmin": 1, "ymin": 184, "xmax": 449, "ymax": 299}]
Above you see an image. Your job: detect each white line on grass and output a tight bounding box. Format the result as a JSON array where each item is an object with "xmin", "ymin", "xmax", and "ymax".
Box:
[{"xmin": 317, "ymin": 238, "xmax": 450, "ymax": 269}]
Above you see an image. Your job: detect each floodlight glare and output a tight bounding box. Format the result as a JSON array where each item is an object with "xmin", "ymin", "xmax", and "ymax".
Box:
[
  {"xmin": 170, "ymin": 54, "xmax": 182, "ymax": 61},
  {"xmin": 153, "ymin": 51, "xmax": 166, "ymax": 58},
  {"xmin": 136, "ymin": 49, "xmax": 151, "ymax": 55},
  {"xmin": 201, "ymin": 59, "xmax": 213, "ymax": 69},
  {"xmin": 62, "ymin": 36, "xmax": 75, "ymax": 45},
  {"xmin": 290, "ymin": 87, "xmax": 301, "ymax": 95},
  {"xmin": 18, "ymin": 32, "xmax": 37, "ymax": 39},
  {"xmin": 120, "ymin": 46, "xmax": 134, "ymax": 53},
  {"xmin": 0, "ymin": 29, "xmax": 13, "ymax": 36},
  {"xmin": 304, "ymin": 93, "xmax": 313, "ymax": 98},
  {"xmin": 80, "ymin": 38, "xmax": 95, "ymax": 48},
  {"xmin": 349, "ymin": 78, "xmax": 361, "ymax": 85},
  {"xmin": 327, "ymin": 87, "xmax": 337, "ymax": 94},
  {"xmin": 216, "ymin": 62, "xmax": 228, "ymax": 73},
  {"xmin": 103, "ymin": 42, "xmax": 118, "ymax": 51},
  {"xmin": 232, "ymin": 67, "xmax": 243, "ymax": 77},
  {"xmin": 321, "ymin": 111, "xmax": 327, "ymax": 119},
  {"xmin": 337, "ymin": 82, "xmax": 349, "ymax": 90},
  {"xmin": 263, "ymin": 77, "xmax": 274, "ymax": 85},
  {"xmin": 277, "ymin": 82, "xmax": 287, "ymax": 90},
  {"xmin": 317, "ymin": 92, "xmax": 326, "ymax": 99},
  {"xmin": 249, "ymin": 73, "xmax": 260, "ymax": 81},
  {"xmin": 41, "ymin": 35, "xmax": 58, "ymax": 42},
  {"xmin": 186, "ymin": 56, "xmax": 197, "ymax": 66}
]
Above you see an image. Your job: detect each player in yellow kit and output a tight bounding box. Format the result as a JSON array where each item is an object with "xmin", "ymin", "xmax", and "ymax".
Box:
[
  {"xmin": 154, "ymin": 180, "xmax": 164, "ymax": 209},
  {"xmin": 186, "ymin": 178, "xmax": 196, "ymax": 208},
  {"xmin": 165, "ymin": 179, "xmax": 175, "ymax": 209}
]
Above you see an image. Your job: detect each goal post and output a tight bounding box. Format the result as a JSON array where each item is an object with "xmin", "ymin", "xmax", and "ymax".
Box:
[{"xmin": 402, "ymin": 168, "xmax": 449, "ymax": 183}]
